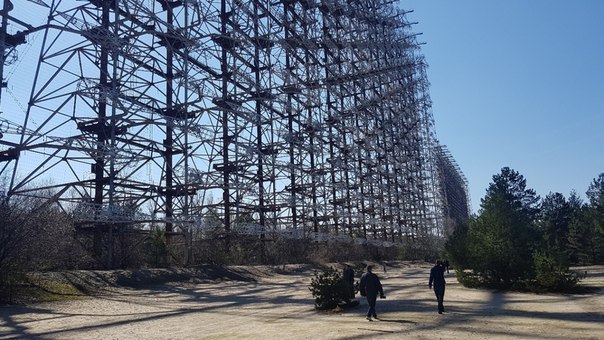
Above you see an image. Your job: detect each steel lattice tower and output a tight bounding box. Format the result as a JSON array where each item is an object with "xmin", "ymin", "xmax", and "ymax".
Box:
[{"xmin": 0, "ymin": 0, "xmax": 469, "ymax": 266}]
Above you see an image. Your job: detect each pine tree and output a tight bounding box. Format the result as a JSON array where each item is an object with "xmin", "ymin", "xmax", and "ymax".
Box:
[
  {"xmin": 466, "ymin": 167, "xmax": 540, "ymax": 287},
  {"xmin": 566, "ymin": 192, "xmax": 590, "ymax": 264},
  {"xmin": 585, "ymin": 174, "xmax": 604, "ymax": 262},
  {"xmin": 539, "ymin": 192, "xmax": 571, "ymax": 253}
]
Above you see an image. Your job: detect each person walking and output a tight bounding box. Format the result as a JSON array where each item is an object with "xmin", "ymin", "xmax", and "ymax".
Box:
[
  {"xmin": 359, "ymin": 265, "xmax": 386, "ymax": 321},
  {"xmin": 429, "ymin": 260, "xmax": 446, "ymax": 314}
]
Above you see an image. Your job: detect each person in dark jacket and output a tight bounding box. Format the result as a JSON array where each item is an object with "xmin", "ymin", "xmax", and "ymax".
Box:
[
  {"xmin": 429, "ymin": 260, "xmax": 446, "ymax": 314},
  {"xmin": 359, "ymin": 265, "xmax": 385, "ymax": 321},
  {"xmin": 342, "ymin": 264, "xmax": 355, "ymax": 300}
]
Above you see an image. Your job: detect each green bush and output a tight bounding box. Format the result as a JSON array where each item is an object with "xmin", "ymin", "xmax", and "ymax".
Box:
[
  {"xmin": 533, "ymin": 250, "xmax": 579, "ymax": 291},
  {"xmin": 308, "ymin": 268, "xmax": 349, "ymax": 310},
  {"xmin": 148, "ymin": 226, "xmax": 169, "ymax": 267},
  {"xmin": 455, "ymin": 270, "xmax": 483, "ymax": 289}
]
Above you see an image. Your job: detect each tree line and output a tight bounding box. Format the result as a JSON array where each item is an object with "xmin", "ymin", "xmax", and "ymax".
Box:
[{"xmin": 446, "ymin": 167, "xmax": 604, "ymax": 291}]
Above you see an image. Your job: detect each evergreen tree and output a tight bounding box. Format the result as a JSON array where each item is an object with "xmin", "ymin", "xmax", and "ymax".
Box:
[
  {"xmin": 586, "ymin": 173, "xmax": 604, "ymax": 208},
  {"xmin": 466, "ymin": 167, "xmax": 540, "ymax": 287},
  {"xmin": 533, "ymin": 193, "xmax": 581, "ymax": 290},
  {"xmin": 539, "ymin": 192, "xmax": 571, "ymax": 253},
  {"xmin": 566, "ymin": 192, "xmax": 591, "ymax": 263},
  {"xmin": 444, "ymin": 217, "xmax": 470, "ymax": 269},
  {"xmin": 585, "ymin": 174, "xmax": 604, "ymax": 262}
]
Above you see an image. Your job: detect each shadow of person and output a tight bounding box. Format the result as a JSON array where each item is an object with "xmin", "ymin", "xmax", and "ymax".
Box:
[{"xmin": 373, "ymin": 318, "xmax": 417, "ymax": 324}]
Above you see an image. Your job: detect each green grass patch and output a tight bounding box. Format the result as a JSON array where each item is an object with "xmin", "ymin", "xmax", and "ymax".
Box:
[
  {"xmin": 2, "ymin": 274, "xmax": 87, "ymax": 304},
  {"xmin": 22, "ymin": 277, "xmax": 86, "ymax": 302}
]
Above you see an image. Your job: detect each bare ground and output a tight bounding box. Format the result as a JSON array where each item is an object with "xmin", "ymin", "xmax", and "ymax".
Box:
[{"xmin": 1, "ymin": 262, "xmax": 603, "ymax": 339}]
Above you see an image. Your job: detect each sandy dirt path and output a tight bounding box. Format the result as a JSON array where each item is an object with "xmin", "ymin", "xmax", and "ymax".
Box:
[{"xmin": 1, "ymin": 263, "xmax": 603, "ymax": 339}]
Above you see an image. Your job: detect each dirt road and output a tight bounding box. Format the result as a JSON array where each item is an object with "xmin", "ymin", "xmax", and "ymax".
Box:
[{"xmin": 1, "ymin": 263, "xmax": 603, "ymax": 339}]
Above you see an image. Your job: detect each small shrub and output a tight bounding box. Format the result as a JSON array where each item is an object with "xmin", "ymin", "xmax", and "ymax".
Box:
[
  {"xmin": 148, "ymin": 226, "xmax": 169, "ymax": 267},
  {"xmin": 455, "ymin": 270, "xmax": 483, "ymax": 288},
  {"xmin": 533, "ymin": 250, "xmax": 579, "ymax": 291},
  {"xmin": 308, "ymin": 268, "xmax": 349, "ymax": 310}
]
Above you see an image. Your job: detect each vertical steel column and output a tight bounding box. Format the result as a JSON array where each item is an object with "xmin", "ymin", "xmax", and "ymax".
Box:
[
  {"xmin": 321, "ymin": 2, "xmax": 338, "ymax": 235},
  {"xmin": 282, "ymin": 1, "xmax": 298, "ymax": 230},
  {"xmin": 302, "ymin": 6, "xmax": 318, "ymax": 233},
  {"xmin": 220, "ymin": 0, "xmax": 231, "ymax": 234},
  {"xmin": 162, "ymin": 0, "xmax": 177, "ymax": 238},
  {"xmin": 252, "ymin": 0, "xmax": 266, "ymax": 231},
  {"xmin": 92, "ymin": 1, "xmax": 111, "ymax": 264},
  {"xmin": 0, "ymin": 0, "xmax": 11, "ymax": 105}
]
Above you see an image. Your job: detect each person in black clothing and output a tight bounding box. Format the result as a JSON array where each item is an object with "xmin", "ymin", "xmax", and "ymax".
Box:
[
  {"xmin": 429, "ymin": 260, "xmax": 446, "ymax": 314},
  {"xmin": 342, "ymin": 264, "xmax": 355, "ymax": 300},
  {"xmin": 359, "ymin": 265, "xmax": 385, "ymax": 321}
]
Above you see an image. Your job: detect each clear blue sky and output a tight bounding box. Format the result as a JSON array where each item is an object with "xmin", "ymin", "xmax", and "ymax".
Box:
[{"xmin": 402, "ymin": 0, "xmax": 604, "ymax": 213}]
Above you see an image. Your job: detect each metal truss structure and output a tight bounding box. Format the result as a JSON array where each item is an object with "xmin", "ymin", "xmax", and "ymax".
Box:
[
  {"xmin": 434, "ymin": 144, "xmax": 470, "ymax": 232},
  {"xmin": 0, "ymin": 0, "xmax": 470, "ymax": 263}
]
